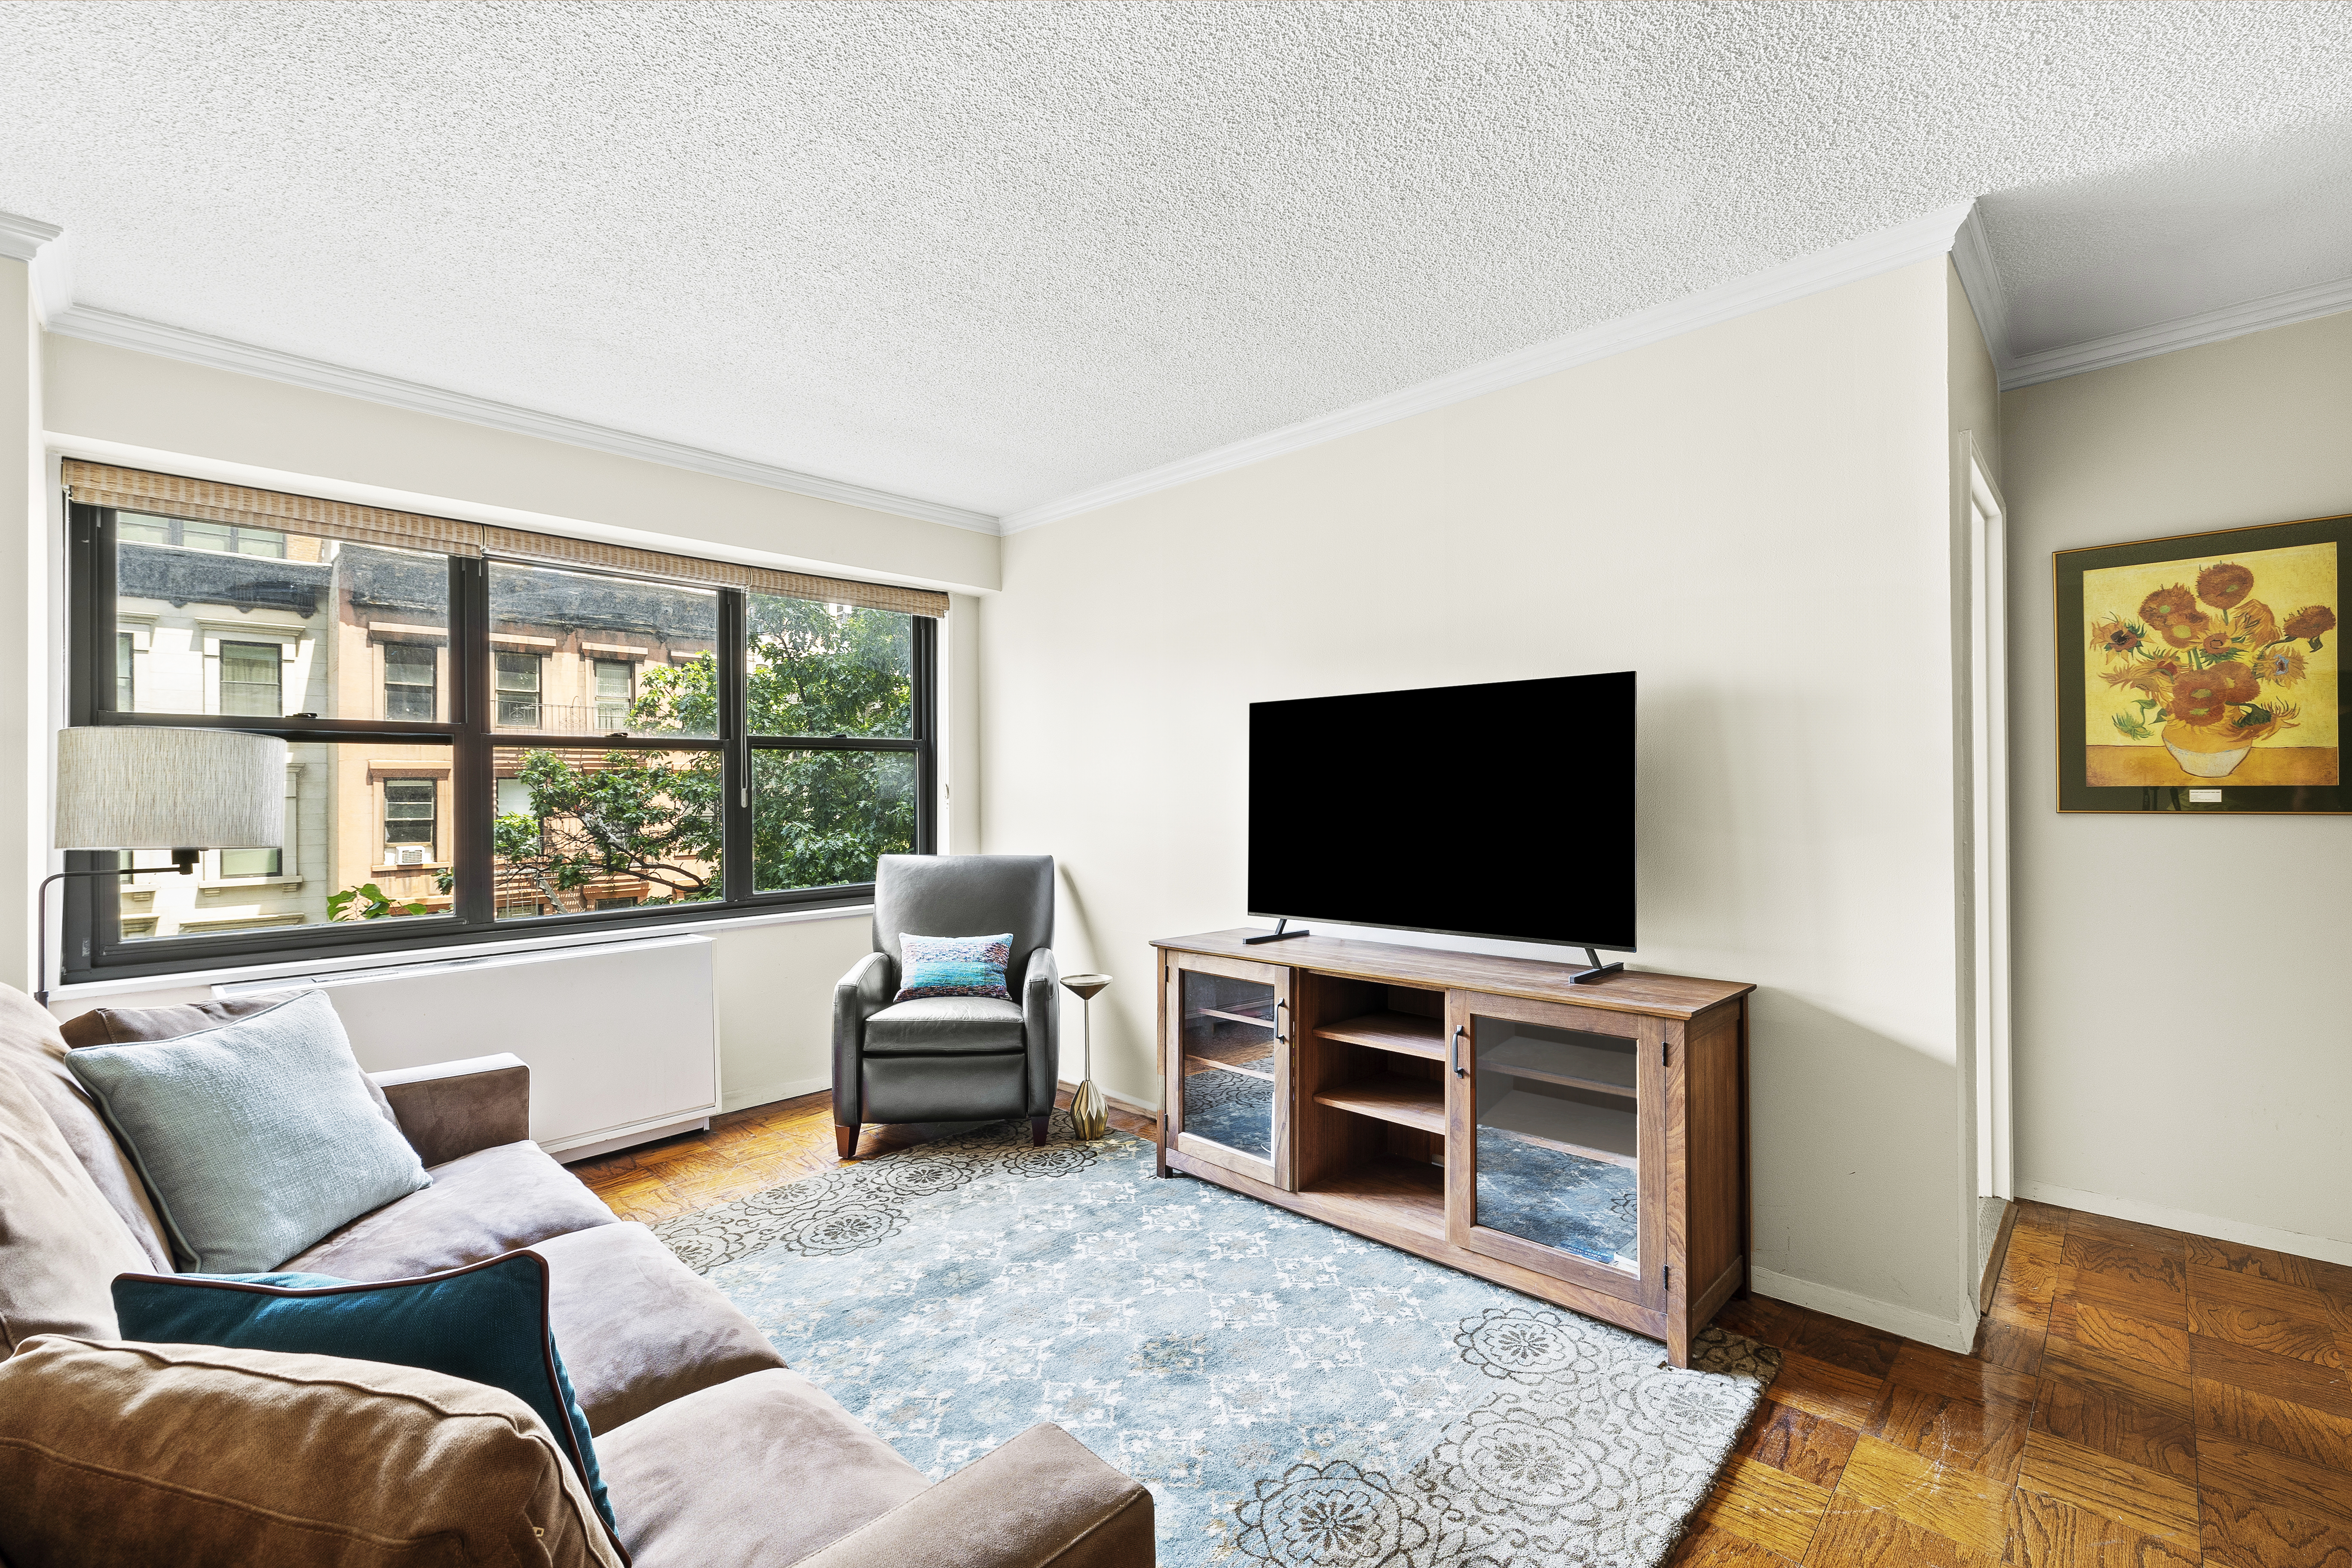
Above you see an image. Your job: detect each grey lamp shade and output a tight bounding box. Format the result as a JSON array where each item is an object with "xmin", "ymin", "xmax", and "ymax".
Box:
[{"xmin": 53, "ymin": 728, "xmax": 287, "ymax": 851}]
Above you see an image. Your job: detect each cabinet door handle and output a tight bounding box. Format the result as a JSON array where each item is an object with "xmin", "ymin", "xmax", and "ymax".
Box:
[
  {"xmin": 1452, "ymin": 1025, "xmax": 1467, "ymax": 1077},
  {"xmin": 1274, "ymin": 998, "xmax": 1290, "ymax": 1044}
]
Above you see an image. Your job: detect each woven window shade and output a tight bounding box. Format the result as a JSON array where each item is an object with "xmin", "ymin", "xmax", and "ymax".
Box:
[
  {"xmin": 64, "ymin": 460, "xmax": 484, "ymax": 555},
  {"xmin": 65, "ymin": 461, "xmax": 947, "ymax": 617},
  {"xmin": 481, "ymin": 527, "xmax": 948, "ymax": 619}
]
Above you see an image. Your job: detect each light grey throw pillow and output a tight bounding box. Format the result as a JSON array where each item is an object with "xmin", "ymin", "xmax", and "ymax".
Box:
[{"xmin": 64, "ymin": 990, "xmax": 431, "ymax": 1272}]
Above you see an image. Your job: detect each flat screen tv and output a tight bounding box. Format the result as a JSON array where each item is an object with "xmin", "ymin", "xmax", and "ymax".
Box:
[{"xmin": 1248, "ymin": 671, "xmax": 1634, "ymax": 952}]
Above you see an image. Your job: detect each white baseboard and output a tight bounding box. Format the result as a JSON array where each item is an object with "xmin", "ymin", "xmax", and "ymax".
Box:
[
  {"xmin": 722, "ymin": 1075, "xmax": 831, "ymax": 1113},
  {"xmin": 2022, "ymin": 1180, "xmax": 2352, "ymax": 1268},
  {"xmin": 1058, "ymin": 1078, "xmax": 1161, "ymax": 1119},
  {"xmin": 1749, "ymin": 1267, "xmax": 1976, "ymax": 1354}
]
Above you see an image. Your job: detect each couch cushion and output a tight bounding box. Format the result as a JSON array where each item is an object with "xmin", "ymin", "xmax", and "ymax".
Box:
[
  {"xmin": 0, "ymin": 1060, "xmax": 154, "ymax": 1351},
  {"xmin": 61, "ymin": 989, "xmax": 406, "ymax": 1131},
  {"xmin": 534, "ymin": 1221, "xmax": 789, "ymax": 1434},
  {"xmin": 597, "ymin": 1367, "xmax": 926, "ymax": 1566},
  {"xmin": 0, "ymin": 983, "xmax": 172, "ymax": 1271},
  {"xmin": 0, "ymin": 1335, "xmax": 622, "ymax": 1568},
  {"xmin": 59, "ymin": 992, "xmax": 297, "ymax": 1049},
  {"xmin": 863, "ymin": 995, "xmax": 1026, "ymax": 1055},
  {"xmin": 113, "ymin": 1253, "xmax": 615, "ymax": 1531},
  {"xmin": 64, "ymin": 991, "xmax": 431, "ymax": 1272},
  {"xmin": 283, "ymin": 1139, "xmax": 617, "ymax": 1278}
]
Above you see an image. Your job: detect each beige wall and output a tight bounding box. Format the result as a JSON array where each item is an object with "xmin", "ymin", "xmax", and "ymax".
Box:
[
  {"xmin": 982, "ymin": 258, "xmax": 1980, "ymax": 1345},
  {"xmin": 21, "ymin": 332, "xmax": 996, "ymax": 1115},
  {"xmin": 2000, "ymin": 309, "xmax": 2352, "ymax": 1262},
  {"xmin": 1, "ymin": 263, "xmax": 43, "ymax": 992},
  {"xmin": 44, "ymin": 334, "xmax": 998, "ymax": 594}
]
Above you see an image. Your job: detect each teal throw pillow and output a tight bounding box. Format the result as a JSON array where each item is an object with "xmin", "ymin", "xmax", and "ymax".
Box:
[
  {"xmin": 112, "ymin": 1251, "xmax": 615, "ymax": 1535},
  {"xmin": 895, "ymin": 932, "xmax": 1014, "ymax": 1001},
  {"xmin": 64, "ymin": 989, "xmax": 430, "ymax": 1272}
]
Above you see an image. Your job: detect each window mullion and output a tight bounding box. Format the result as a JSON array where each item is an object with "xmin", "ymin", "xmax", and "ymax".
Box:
[
  {"xmin": 450, "ymin": 556, "xmax": 495, "ymax": 927},
  {"xmin": 720, "ymin": 588, "xmax": 750, "ymax": 905},
  {"xmin": 916, "ymin": 615, "xmax": 938, "ymax": 856}
]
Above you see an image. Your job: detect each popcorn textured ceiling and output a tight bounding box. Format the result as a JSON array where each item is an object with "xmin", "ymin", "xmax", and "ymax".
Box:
[{"xmin": 1, "ymin": 1, "xmax": 2349, "ymax": 519}]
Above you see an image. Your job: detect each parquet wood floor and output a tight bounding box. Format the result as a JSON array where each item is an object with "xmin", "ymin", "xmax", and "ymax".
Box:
[{"xmin": 573, "ymin": 1101, "xmax": 2352, "ymax": 1566}]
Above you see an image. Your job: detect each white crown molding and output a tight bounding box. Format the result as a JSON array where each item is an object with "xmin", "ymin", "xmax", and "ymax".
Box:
[
  {"xmin": 41, "ymin": 302, "xmax": 1002, "ymax": 534},
  {"xmin": 0, "ymin": 210, "xmax": 61, "ymax": 262},
  {"xmin": 1949, "ymin": 202, "xmax": 2012, "ymax": 371},
  {"xmin": 1998, "ymin": 272, "xmax": 2352, "ymax": 391},
  {"xmin": 0, "ymin": 209, "xmax": 74, "ymax": 327},
  {"xmin": 1001, "ymin": 201, "xmax": 1978, "ymax": 533}
]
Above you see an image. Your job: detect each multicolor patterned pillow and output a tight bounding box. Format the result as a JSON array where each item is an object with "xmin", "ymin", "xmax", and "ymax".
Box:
[{"xmin": 894, "ymin": 933, "xmax": 1014, "ymax": 1001}]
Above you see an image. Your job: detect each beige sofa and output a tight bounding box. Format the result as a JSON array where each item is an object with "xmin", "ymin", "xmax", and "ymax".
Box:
[{"xmin": 0, "ymin": 984, "xmax": 1152, "ymax": 1566}]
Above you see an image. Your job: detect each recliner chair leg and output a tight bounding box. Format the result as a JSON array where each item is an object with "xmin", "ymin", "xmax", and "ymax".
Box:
[
  {"xmin": 835, "ymin": 1124, "xmax": 857, "ymax": 1159},
  {"xmin": 1030, "ymin": 1115, "xmax": 1050, "ymax": 1148}
]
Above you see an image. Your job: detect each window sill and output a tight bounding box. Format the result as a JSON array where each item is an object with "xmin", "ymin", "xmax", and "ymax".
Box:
[
  {"xmin": 373, "ymin": 863, "xmax": 450, "ymax": 875},
  {"xmin": 47, "ymin": 899, "xmax": 877, "ymax": 1002},
  {"xmin": 199, "ymin": 878, "xmax": 303, "ymax": 893}
]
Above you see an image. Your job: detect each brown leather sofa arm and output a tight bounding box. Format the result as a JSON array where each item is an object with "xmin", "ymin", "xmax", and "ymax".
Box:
[
  {"xmin": 371, "ymin": 1053, "xmax": 532, "ymax": 1168},
  {"xmin": 796, "ymin": 1423, "xmax": 1152, "ymax": 1568}
]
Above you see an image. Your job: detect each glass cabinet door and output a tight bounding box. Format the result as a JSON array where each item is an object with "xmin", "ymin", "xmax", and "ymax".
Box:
[
  {"xmin": 1167, "ymin": 956, "xmax": 1291, "ymax": 1188},
  {"xmin": 1449, "ymin": 995, "xmax": 1654, "ymax": 1299}
]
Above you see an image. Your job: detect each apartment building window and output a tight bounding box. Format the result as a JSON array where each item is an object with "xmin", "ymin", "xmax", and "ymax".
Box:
[
  {"xmin": 218, "ymin": 641, "xmax": 283, "ymax": 717},
  {"xmin": 593, "ymin": 659, "xmax": 634, "ymax": 731},
  {"xmin": 494, "ymin": 652, "xmax": 542, "ymax": 727},
  {"xmin": 384, "ymin": 780, "xmax": 437, "ymax": 862},
  {"xmin": 62, "ymin": 459, "xmax": 941, "ymax": 983},
  {"xmin": 383, "ymin": 643, "xmax": 437, "ymax": 720},
  {"xmin": 116, "ymin": 512, "xmax": 287, "ymax": 557}
]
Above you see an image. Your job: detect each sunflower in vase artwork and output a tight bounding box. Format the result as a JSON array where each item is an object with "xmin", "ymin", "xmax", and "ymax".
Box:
[{"xmin": 2089, "ymin": 555, "xmax": 2336, "ymax": 780}]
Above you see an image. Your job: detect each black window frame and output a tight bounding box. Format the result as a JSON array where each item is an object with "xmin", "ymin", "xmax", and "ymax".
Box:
[{"xmin": 63, "ymin": 499, "xmax": 937, "ymax": 984}]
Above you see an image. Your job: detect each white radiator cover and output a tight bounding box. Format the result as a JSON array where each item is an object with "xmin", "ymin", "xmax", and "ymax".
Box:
[{"xmin": 217, "ymin": 934, "xmax": 719, "ymax": 1160}]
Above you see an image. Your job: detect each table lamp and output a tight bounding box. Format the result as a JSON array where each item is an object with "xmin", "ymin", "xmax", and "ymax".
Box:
[
  {"xmin": 40, "ymin": 727, "xmax": 288, "ymax": 1003},
  {"xmin": 1059, "ymin": 971, "xmax": 1112, "ymax": 1140}
]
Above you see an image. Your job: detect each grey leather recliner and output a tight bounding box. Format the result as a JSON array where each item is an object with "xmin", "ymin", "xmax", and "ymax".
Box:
[{"xmin": 831, "ymin": 854, "xmax": 1059, "ymax": 1159}]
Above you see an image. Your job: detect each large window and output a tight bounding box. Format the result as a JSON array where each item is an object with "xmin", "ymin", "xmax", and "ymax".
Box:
[{"xmin": 64, "ymin": 466, "xmax": 938, "ymax": 982}]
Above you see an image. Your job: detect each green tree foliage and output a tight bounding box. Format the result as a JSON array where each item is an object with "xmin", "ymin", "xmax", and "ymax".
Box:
[
  {"xmin": 327, "ymin": 882, "xmax": 428, "ymax": 921},
  {"xmin": 493, "ymin": 600, "xmax": 915, "ymax": 913}
]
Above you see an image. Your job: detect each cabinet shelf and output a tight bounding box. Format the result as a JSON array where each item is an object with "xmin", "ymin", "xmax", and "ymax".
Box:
[
  {"xmin": 1184, "ymin": 1033, "xmax": 1276, "ymax": 1069},
  {"xmin": 1313, "ymin": 1076, "xmax": 1445, "ymax": 1134},
  {"xmin": 1313, "ymin": 1011, "xmax": 1445, "ymax": 1060},
  {"xmin": 1191, "ymin": 1005, "xmax": 1274, "ymax": 1029},
  {"xmin": 1480, "ymin": 1089, "xmax": 1638, "ymax": 1168},
  {"xmin": 1299, "ymin": 1155, "xmax": 1446, "ymax": 1245},
  {"xmin": 1479, "ymin": 1036, "xmax": 1637, "ymax": 1099}
]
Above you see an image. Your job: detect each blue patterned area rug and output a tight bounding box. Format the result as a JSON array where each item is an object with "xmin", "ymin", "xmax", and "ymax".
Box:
[{"xmin": 654, "ymin": 1113, "xmax": 1776, "ymax": 1568}]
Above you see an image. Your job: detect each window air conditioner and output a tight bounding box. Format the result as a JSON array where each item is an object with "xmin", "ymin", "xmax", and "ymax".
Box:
[{"xmin": 395, "ymin": 845, "xmax": 428, "ymax": 867}]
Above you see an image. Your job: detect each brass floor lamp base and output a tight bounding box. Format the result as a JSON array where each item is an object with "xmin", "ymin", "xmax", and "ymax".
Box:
[
  {"xmin": 1061, "ymin": 972, "xmax": 1114, "ymax": 1142},
  {"xmin": 1069, "ymin": 1078, "xmax": 1108, "ymax": 1141}
]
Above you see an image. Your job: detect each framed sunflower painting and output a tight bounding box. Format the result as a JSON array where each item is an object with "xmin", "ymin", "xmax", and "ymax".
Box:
[{"xmin": 2057, "ymin": 512, "xmax": 2350, "ymax": 813}]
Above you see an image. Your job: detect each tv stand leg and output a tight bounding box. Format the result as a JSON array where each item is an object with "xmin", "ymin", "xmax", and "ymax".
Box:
[
  {"xmin": 1569, "ymin": 946, "xmax": 1625, "ymax": 985},
  {"xmin": 1244, "ymin": 917, "xmax": 1312, "ymax": 945}
]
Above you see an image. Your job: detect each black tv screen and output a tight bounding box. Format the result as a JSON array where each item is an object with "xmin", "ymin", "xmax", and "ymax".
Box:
[{"xmin": 1248, "ymin": 671, "xmax": 1635, "ymax": 951}]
